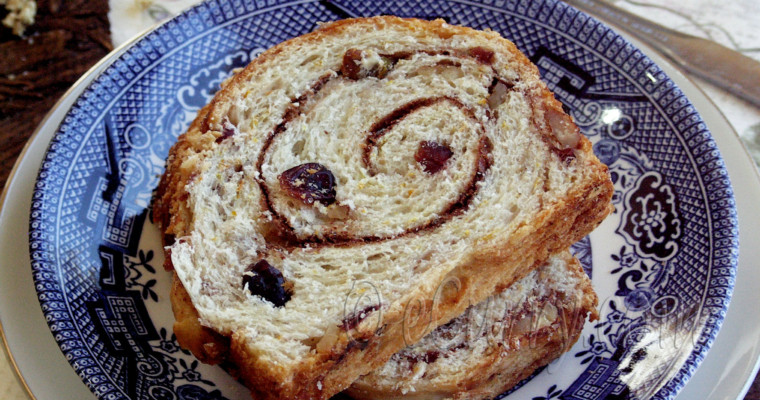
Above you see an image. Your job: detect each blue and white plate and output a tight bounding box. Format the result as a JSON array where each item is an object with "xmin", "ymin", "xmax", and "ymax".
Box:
[{"xmin": 26, "ymin": 1, "xmax": 738, "ymax": 399}]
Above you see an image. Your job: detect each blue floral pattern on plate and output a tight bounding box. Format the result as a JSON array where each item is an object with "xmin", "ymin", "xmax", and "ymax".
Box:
[{"xmin": 28, "ymin": 0, "xmax": 738, "ymax": 399}]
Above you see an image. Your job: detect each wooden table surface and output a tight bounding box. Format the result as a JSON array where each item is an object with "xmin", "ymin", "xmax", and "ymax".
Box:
[
  {"xmin": 0, "ymin": 1, "xmax": 758, "ymax": 399},
  {"xmin": 0, "ymin": 0, "xmax": 111, "ymax": 188}
]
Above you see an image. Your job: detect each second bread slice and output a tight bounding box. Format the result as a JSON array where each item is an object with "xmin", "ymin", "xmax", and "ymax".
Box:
[{"xmin": 347, "ymin": 252, "xmax": 598, "ymax": 400}]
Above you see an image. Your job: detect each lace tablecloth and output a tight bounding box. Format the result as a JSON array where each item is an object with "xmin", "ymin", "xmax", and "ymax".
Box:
[{"xmin": 0, "ymin": 0, "xmax": 758, "ymax": 399}]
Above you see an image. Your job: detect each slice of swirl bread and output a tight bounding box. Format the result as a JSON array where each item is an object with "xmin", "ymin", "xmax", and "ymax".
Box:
[
  {"xmin": 153, "ymin": 16, "xmax": 613, "ymax": 400},
  {"xmin": 346, "ymin": 252, "xmax": 598, "ymax": 400}
]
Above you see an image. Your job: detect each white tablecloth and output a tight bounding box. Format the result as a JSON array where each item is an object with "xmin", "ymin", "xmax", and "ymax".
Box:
[{"xmin": 1, "ymin": 0, "xmax": 758, "ymax": 398}]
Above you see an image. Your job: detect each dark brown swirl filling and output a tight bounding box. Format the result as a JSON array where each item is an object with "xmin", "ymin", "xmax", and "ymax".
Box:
[
  {"xmin": 362, "ymin": 96, "xmax": 480, "ymax": 176},
  {"xmin": 252, "ymin": 48, "xmax": 514, "ymax": 246}
]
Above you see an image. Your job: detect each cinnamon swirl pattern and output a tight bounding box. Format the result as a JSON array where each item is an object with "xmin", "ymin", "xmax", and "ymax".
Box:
[
  {"xmin": 153, "ymin": 16, "xmax": 613, "ymax": 400},
  {"xmin": 254, "ymin": 49, "xmax": 498, "ymax": 244}
]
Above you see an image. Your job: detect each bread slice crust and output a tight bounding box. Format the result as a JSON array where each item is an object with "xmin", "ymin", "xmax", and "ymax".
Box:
[
  {"xmin": 346, "ymin": 253, "xmax": 598, "ymax": 400},
  {"xmin": 154, "ymin": 16, "xmax": 613, "ymax": 400}
]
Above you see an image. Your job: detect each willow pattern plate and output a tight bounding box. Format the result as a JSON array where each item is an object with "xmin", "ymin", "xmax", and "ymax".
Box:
[{"xmin": 27, "ymin": 1, "xmax": 738, "ymax": 399}]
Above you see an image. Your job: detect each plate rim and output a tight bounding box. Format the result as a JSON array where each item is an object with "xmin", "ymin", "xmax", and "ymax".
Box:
[
  {"xmin": 613, "ymin": 28, "xmax": 760, "ymax": 400},
  {"xmin": 3, "ymin": 0, "xmax": 747, "ymax": 399}
]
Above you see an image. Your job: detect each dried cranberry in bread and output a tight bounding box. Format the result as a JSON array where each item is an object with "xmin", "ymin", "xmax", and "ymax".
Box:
[
  {"xmin": 346, "ymin": 252, "xmax": 598, "ymax": 400},
  {"xmin": 153, "ymin": 16, "xmax": 613, "ymax": 400}
]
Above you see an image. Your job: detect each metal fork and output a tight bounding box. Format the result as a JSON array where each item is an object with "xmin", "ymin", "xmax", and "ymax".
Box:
[{"xmin": 563, "ymin": 0, "xmax": 760, "ymax": 108}]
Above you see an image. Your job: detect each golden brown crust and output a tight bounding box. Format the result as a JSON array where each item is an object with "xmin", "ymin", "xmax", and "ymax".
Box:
[
  {"xmin": 153, "ymin": 101, "xmax": 215, "ymax": 248},
  {"xmin": 154, "ymin": 16, "xmax": 613, "ymax": 400},
  {"xmin": 345, "ymin": 314, "xmax": 587, "ymax": 400},
  {"xmin": 345, "ymin": 256, "xmax": 597, "ymax": 400},
  {"xmin": 169, "ymin": 273, "xmax": 229, "ymax": 364}
]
